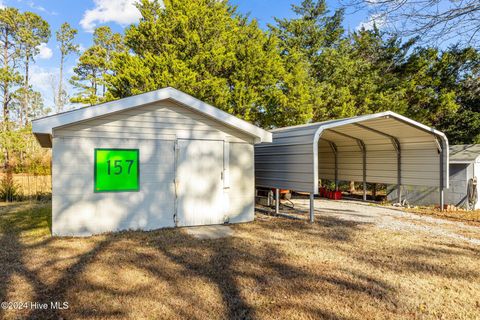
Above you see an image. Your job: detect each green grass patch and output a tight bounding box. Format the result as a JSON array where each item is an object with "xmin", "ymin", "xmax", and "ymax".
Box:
[{"xmin": 0, "ymin": 201, "xmax": 51, "ymax": 237}]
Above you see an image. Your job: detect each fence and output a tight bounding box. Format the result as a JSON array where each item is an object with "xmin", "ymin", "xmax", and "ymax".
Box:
[{"xmin": 0, "ymin": 173, "xmax": 52, "ymax": 200}]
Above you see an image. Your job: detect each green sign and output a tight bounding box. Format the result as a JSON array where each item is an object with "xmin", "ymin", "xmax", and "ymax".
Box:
[{"xmin": 94, "ymin": 149, "xmax": 139, "ymax": 192}]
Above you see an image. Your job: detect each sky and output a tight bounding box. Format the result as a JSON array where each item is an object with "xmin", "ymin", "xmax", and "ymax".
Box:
[{"xmin": 0, "ymin": 0, "xmax": 371, "ymax": 108}]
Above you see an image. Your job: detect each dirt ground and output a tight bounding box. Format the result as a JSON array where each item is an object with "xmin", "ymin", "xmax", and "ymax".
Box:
[
  {"xmin": 1, "ymin": 200, "xmax": 480, "ymax": 320},
  {"xmin": 288, "ymin": 198, "xmax": 480, "ymax": 245}
]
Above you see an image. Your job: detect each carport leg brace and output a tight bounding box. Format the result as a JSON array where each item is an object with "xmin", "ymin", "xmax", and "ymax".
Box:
[
  {"xmin": 309, "ymin": 193, "xmax": 314, "ymax": 223},
  {"xmin": 275, "ymin": 188, "xmax": 280, "ymax": 214}
]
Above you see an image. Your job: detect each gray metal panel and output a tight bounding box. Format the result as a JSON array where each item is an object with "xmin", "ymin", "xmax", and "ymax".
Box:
[
  {"xmin": 255, "ymin": 141, "xmax": 315, "ymax": 192},
  {"xmin": 450, "ymin": 144, "xmax": 480, "ymax": 162},
  {"xmin": 388, "ymin": 163, "xmax": 469, "ymax": 207},
  {"xmin": 475, "ymin": 162, "xmax": 480, "ymax": 209}
]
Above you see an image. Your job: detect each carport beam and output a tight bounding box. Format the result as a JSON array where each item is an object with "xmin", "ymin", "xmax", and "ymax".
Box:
[
  {"xmin": 328, "ymin": 129, "xmax": 367, "ymax": 201},
  {"xmin": 355, "ymin": 140, "xmax": 367, "ymax": 202},
  {"xmin": 309, "ymin": 193, "xmax": 315, "ymax": 223},
  {"xmin": 328, "ymin": 142, "xmax": 339, "ymax": 190},
  {"xmin": 275, "ymin": 188, "xmax": 280, "ymax": 214},
  {"xmin": 362, "ymin": 144, "xmax": 367, "ymax": 201},
  {"xmin": 353, "ymin": 123, "xmax": 402, "ymax": 203}
]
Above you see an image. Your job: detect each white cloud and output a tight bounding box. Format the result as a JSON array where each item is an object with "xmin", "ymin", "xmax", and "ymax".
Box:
[
  {"xmin": 357, "ymin": 13, "xmax": 386, "ymax": 31},
  {"xmin": 80, "ymin": 0, "xmax": 142, "ymax": 33},
  {"xmin": 36, "ymin": 43, "xmax": 53, "ymax": 60},
  {"xmin": 29, "ymin": 63, "xmax": 79, "ymax": 110},
  {"xmin": 28, "ymin": 1, "xmax": 46, "ymax": 12},
  {"xmin": 30, "ymin": 65, "xmax": 54, "ymax": 92},
  {"xmin": 29, "ymin": 65, "xmax": 56, "ymax": 107},
  {"xmin": 78, "ymin": 43, "xmax": 87, "ymax": 53},
  {"xmin": 0, "ymin": 1, "xmax": 5, "ymax": 9}
]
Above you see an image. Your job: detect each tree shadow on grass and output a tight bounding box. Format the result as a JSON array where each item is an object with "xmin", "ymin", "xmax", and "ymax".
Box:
[
  {"xmin": 256, "ymin": 212, "xmax": 372, "ymax": 244},
  {"xmin": 0, "ymin": 202, "xmax": 126, "ymax": 320},
  {"xmin": 352, "ymin": 240, "xmax": 480, "ymax": 282},
  {"xmin": 137, "ymin": 215, "xmax": 395, "ymax": 319},
  {"xmin": 1, "ymin": 202, "xmax": 398, "ymax": 320}
]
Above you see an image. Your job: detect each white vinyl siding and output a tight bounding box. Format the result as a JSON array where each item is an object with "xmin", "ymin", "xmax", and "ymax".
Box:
[
  {"xmin": 228, "ymin": 143, "xmax": 255, "ymax": 223},
  {"xmin": 32, "ymin": 88, "xmax": 272, "ymax": 146},
  {"xmin": 176, "ymin": 139, "xmax": 225, "ymax": 226},
  {"xmin": 52, "ymin": 137, "xmax": 176, "ymax": 236},
  {"xmin": 54, "ymin": 100, "xmax": 253, "ymax": 143},
  {"xmin": 51, "ymin": 100, "xmax": 256, "ymax": 235}
]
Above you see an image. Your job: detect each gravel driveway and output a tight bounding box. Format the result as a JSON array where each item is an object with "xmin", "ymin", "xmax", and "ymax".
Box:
[{"xmin": 285, "ymin": 198, "xmax": 480, "ymax": 245}]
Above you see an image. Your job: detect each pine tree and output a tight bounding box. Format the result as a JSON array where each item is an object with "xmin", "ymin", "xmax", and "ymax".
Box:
[
  {"xmin": 0, "ymin": 7, "xmax": 23, "ymax": 169},
  {"xmin": 55, "ymin": 22, "xmax": 78, "ymax": 111},
  {"xmin": 105, "ymin": 0, "xmax": 313, "ymax": 128},
  {"xmin": 70, "ymin": 26, "xmax": 123, "ymax": 105},
  {"xmin": 269, "ymin": 0, "xmax": 345, "ymax": 121},
  {"xmin": 270, "ymin": 0, "xmax": 344, "ymax": 71},
  {"xmin": 93, "ymin": 26, "xmax": 124, "ymax": 97},
  {"xmin": 70, "ymin": 46, "xmax": 106, "ymax": 105},
  {"xmin": 17, "ymin": 11, "xmax": 50, "ymax": 125}
]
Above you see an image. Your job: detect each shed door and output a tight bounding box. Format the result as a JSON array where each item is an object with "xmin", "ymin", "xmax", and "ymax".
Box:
[{"xmin": 176, "ymin": 139, "xmax": 224, "ymax": 226}]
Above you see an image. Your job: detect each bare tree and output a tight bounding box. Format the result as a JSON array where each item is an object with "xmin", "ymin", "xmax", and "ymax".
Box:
[
  {"xmin": 342, "ymin": 0, "xmax": 480, "ymax": 47},
  {"xmin": 49, "ymin": 73, "xmax": 68, "ymax": 113}
]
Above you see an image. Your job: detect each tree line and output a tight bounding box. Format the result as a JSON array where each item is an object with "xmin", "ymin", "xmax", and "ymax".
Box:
[{"xmin": 1, "ymin": 0, "xmax": 480, "ymax": 176}]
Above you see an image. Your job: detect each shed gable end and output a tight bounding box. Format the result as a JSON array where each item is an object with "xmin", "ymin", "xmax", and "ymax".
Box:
[{"xmin": 53, "ymin": 99, "xmax": 254, "ymax": 143}]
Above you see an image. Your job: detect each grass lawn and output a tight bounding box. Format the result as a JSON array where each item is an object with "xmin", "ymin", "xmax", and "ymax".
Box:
[{"xmin": 1, "ymin": 202, "xmax": 480, "ymax": 319}]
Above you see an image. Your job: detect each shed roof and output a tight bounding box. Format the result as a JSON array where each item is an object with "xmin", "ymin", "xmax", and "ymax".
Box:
[
  {"xmin": 449, "ymin": 144, "xmax": 480, "ymax": 163},
  {"xmin": 32, "ymin": 87, "xmax": 272, "ymax": 147}
]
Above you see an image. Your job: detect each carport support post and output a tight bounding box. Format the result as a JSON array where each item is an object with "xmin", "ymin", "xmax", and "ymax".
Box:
[
  {"xmin": 396, "ymin": 141, "xmax": 402, "ymax": 204},
  {"xmin": 332, "ymin": 142, "xmax": 339, "ymax": 191},
  {"xmin": 439, "ymin": 138, "xmax": 445, "ymax": 211},
  {"xmin": 275, "ymin": 188, "xmax": 280, "ymax": 214},
  {"xmin": 362, "ymin": 143, "xmax": 367, "ymax": 201},
  {"xmin": 326, "ymin": 140, "xmax": 339, "ymax": 190},
  {"xmin": 309, "ymin": 193, "xmax": 314, "ymax": 223},
  {"xmin": 440, "ymin": 188, "xmax": 444, "ymax": 211}
]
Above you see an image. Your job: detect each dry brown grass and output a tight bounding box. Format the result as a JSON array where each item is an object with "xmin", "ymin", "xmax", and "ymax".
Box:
[
  {"xmin": 405, "ymin": 207, "xmax": 480, "ymax": 226},
  {"xmin": 1, "ymin": 202, "xmax": 480, "ymax": 319}
]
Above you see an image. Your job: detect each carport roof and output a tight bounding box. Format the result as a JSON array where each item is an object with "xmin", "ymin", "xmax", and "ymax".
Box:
[
  {"xmin": 32, "ymin": 87, "xmax": 272, "ymax": 147},
  {"xmin": 255, "ymin": 111, "xmax": 449, "ymax": 194},
  {"xmin": 270, "ymin": 111, "xmax": 446, "ymax": 139}
]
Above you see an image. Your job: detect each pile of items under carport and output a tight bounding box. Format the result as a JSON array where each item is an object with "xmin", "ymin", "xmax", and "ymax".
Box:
[{"xmin": 319, "ymin": 186, "xmax": 342, "ymax": 200}]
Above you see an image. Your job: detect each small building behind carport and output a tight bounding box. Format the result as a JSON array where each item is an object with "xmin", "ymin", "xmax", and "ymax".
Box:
[
  {"xmin": 388, "ymin": 144, "xmax": 480, "ymax": 209},
  {"xmin": 255, "ymin": 111, "xmax": 449, "ymax": 220},
  {"xmin": 32, "ymin": 87, "xmax": 271, "ymax": 236}
]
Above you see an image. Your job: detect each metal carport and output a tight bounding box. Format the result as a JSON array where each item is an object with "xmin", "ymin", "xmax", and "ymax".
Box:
[{"xmin": 255, "ymin": 111, "xmax": 449, "ymax": 221}]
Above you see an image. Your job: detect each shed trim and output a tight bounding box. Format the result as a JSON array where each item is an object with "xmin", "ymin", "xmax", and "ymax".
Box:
[{"xmin": 32, "ymin": 87, "xmax": 272, "ymax": 147}]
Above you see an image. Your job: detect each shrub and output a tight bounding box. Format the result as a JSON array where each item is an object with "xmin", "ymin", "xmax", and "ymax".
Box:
[{"xmin": 0, "ymin": 172, "xmax": 21, "ymax": 202}]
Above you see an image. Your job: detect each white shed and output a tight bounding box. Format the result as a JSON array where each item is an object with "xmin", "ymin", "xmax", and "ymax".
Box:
[{"xmin": 32, "ymin": 87, "xmax": 272, "ymax": 236}]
